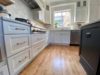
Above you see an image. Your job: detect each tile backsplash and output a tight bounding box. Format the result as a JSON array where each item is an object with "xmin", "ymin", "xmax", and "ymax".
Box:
[{"xmin": 6, "ymin": 0, "xmax": 34, "ymax": 20}]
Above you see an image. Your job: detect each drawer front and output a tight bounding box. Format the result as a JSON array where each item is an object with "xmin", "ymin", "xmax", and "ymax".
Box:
[
  {"xmin": 31, "ymin": 34, "xmax": 46, "ymax": 45},
  {"xmin": 3, "ymin": 21, "xmax": 30, "ymax": 34},
  {"xmin": 30, "ymin": 41, "xmax": 43, "ymax": 59},
  {"xmin": 30, "ymin": 40, "xmax": 47, "ymax": 59},
  {"xmin": 5, "ymin": 35, "xmax": 30, "ymax": 57},
  {"xmin": 0, "ymin": 65, "xmax": 9, "ymax": 75},
  {"xmin": 8, "ymin": 49, "xmax": 30, "ymax": 75}
]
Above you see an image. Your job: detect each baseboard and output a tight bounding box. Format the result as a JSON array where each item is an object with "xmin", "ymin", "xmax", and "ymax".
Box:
[
  {"xmin": 49, "ymin": 43, "xmax": 70, "ymax": 46},
  {"xmin": 80, "ymin": 56, "xmax": 96, "ymax": 75}
]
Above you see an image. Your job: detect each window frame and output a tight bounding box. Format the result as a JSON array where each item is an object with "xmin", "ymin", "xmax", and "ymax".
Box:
[{"xmin": 53, "ymin": 9, "xmax": 72, "ymax": 28}]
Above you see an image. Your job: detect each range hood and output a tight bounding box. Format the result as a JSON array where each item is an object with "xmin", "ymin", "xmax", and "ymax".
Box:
[{"xmin": 23, "ymin": 0, "xmax": 41, "ymax": 10}]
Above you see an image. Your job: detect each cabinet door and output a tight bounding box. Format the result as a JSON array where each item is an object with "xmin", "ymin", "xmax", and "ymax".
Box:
[
  {"xmin": 81, "ymin": 28, "xmax": 100, "ymax": 74},
  {"xmin": 0, "ymin": 65, "xmax": 9, "ymax": 75}
]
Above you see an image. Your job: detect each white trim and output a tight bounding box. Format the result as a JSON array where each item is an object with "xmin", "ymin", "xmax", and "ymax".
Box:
[
  {"xmin": 50, "ymin": 2, "xmax": 76, "ymax": 27},
  {"xmin": 51, "ymin": 2, "xmax": 76, "ymax": 8},
  {"xmin": 87, "ymin": 0, "xmax": 90, "ymax": 23},
  {"xmin": 74, "ymin": 3, "xmax": 77, "ymax": 22},
  {"xmin": 50, "ymin": 6, "xmax": 52, "ymax": 24}
]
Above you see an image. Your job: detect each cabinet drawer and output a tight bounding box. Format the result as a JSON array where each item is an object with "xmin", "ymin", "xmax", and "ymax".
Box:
[
  {"xmin": 8, "ymin": 49, "xmax": 30, "ymax": 75},
  {"xmin": 5, "ymin": 34, "xmax": 30, "ymax": 57},
  {"xmin": 30, "ymin": 40, "xmax": 47, "ymax": 59},
  {"xmin": 0, "ymin": 65, "xmax": 9, "ymax": 75},
  {"xmin": 31, "ymin": 34, "xmax": 46, "ymax": 45},
  {"xmin": 3, "ymin": 21, "xmax": 30, "ymax": 34}
]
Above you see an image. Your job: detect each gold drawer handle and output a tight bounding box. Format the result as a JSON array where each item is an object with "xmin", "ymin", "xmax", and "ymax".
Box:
[
  {"xmin": 16, "ymin": 41, "xmax": 26, "ymax": 45},
  {"xmin": 18, "ymin": 56, "xmax": 28, "ymax": 63},
  {"xmin": 15, "ymin": 28, "xmax": 25, "ymax": 30}
]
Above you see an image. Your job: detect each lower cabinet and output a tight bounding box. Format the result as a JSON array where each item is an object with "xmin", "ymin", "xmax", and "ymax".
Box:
[
  {"xmin": 7, "ymin": 49, "xmax": 30, "ymax": 75},
  {"xmin": 48, "ymin": 30, "xmax": 70, "ymax": 45},
  {"xmin": 30, "ymin": 39, "xmax": 48, "ymax": 60},
  {"xmin": 0, "ymin": 65, "xmax": 9, "ymax": 75},
  {"xmin": 7, "ymin": 33, "xmax": 48, "ymax": 75}
]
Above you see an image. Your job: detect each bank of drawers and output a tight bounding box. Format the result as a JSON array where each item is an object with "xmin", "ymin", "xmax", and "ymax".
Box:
[
  {"xmin": 3, "ymin": 20, "xmax": 48, "ymax": 75},
  {"xmin": 3, "ymin": 20, "xmax": 31, "ymax": 75},
  {"xmin": 30, "ymin": 39, "xmax": 47, "ymax": 60}
]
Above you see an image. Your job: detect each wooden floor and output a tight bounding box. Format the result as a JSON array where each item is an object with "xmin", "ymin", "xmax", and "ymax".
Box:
[{"xmin": 19, "ymin": 45, "xmax": 87, "ymax": 75}]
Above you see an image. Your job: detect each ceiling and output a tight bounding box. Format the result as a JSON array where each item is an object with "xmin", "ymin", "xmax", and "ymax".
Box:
[{"xmin": 42, "ymin": 0, "xmax": 81, "ymax": 6}]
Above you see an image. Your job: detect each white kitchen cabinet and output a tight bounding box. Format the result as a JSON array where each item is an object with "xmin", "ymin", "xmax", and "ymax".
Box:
[
  {"xmin": 30, "ymin": 33, "xmax": 48, "ymax": 60},
  {"xmin": 4, "ymin": 34, "xmax": 30, "ymax": 57},
  {"xmin": 48, "ymin": 30, "xmax": 71, "ymax": 45},
  {"xmin": 30, "ymin": 39, "xmax": 47, "ymax": 60},
  {"xmin": 39, "ymin": 10, "xmax": 45, "ymax": 23},
  {"xmin": 2, "ymin": 18, "xmax": 48, "ymax": 75},
  {"xmin": 31, "ymin": 33, "xmax": 47, "ymax": 45},
  {"xmin": 3, "ymin": 21, "xmax": 30, "ymax": 34},
  {"xmin": 0, "ymin": 65, "xmax": 9, "ymax": 75},
  {"xmin": 2, "ymin": 18, "xmax": 31, "ymax": 75},
  {"xmin": 39, "ymin": 10, "xmax": 50, "ymax": 24},
  {"xmin": 8, "ymin": 49, "xmax": 30, "ymax": 75}
]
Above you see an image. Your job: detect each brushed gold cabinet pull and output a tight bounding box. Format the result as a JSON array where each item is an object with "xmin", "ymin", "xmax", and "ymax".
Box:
[
  {"xmin": 15, "ymin": 28, "xmax": 25, "ymax": 31},
  {"xmin": 16, "ymin": 41, "xmax": 26, "ymax": 45}
]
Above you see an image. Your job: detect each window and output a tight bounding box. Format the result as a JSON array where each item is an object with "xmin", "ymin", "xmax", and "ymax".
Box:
[{"xmin": 54, "ymin": 10, "xmax": 71, "ymax": 28}]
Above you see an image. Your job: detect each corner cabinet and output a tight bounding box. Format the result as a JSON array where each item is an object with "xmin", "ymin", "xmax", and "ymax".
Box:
[{"xmin": 0, "ymin": 65, "xmax": 9, "ymax": 75}]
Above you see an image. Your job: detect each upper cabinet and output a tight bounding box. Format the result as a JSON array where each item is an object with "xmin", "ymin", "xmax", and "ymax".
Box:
[
  {"xmin": 34, "ymin": 0, "xmax": 50, "ymax": 24},
  {"xmin": 0, "ymin": 0, "xmax": 14, "ymax": 6},
  {"xmin": 76, "ymin": 0, "xmax": 89, "ymax": 23}
]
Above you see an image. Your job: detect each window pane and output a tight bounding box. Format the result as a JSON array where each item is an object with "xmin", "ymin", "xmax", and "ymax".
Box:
[
  {"xmin": 54, "ymin": 10, "xmax": 71, "ymax": 28},
  {"xmin": 54, "ymin": 12, "xmax": 62, "ymax": 17}
]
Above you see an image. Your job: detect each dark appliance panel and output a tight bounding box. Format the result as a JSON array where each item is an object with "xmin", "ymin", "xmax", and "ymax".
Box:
[
  {"xmin": 80, "ymin": 21, "xmax": 100, "ymax": 75},
  {"xmin": 70, "ymin": 30, "xmax": 80, "ymax": 45}
]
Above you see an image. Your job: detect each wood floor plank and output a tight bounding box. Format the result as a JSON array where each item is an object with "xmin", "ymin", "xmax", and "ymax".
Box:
[{"xmin": 19, "ymin": 45, "xmax": 87, "ymax": 75}]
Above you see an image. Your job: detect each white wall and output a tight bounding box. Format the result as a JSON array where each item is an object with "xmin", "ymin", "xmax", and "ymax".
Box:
[
  {"xmin": 88, "ymin": 0, "xmax": 100, "ymax": 23},
  {"xmin": 6, "ymin": 0, "xmax": 34, "ymax": 20}
]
